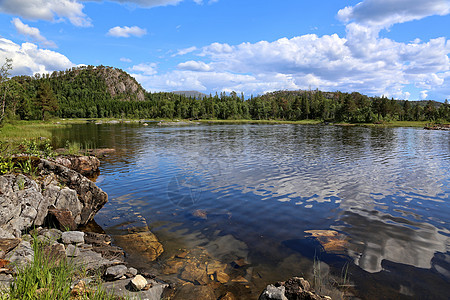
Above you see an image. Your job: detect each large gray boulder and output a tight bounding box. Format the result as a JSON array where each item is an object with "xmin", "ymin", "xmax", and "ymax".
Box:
[
  {"xmin": 0, "ymin": 175, "xmax": 43, "ymax": 238},
  {"xmin": 39, "ymin": 159, "xmax": 108, "ymax": 225},
  {"xmin": 0, "ymin": 158, "xmax": 108, "ymax": 239}
]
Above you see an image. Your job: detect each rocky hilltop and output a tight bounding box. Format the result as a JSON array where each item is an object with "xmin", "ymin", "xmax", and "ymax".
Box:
[
  {"xmin": 56, "ymin": 65, "xmax": 146, "ymax": 102},
  {"xmin": 93, "ymin": 65, "xmax": 145, "ymax": 102}
]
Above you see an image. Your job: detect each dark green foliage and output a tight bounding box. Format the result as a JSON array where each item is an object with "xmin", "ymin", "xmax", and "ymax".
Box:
[
  {"xmin": 0, "ymin": 58, "xmax": 13, "ymax": 123},
  {"xmin": 2, "ymin": 64, "xmax": 449, "ymax": 123},
  {"xmin": 36, "ymin": 82, "xmax": 58, "ymax": 120}
]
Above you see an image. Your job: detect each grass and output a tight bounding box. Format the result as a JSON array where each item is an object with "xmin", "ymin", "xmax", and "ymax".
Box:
[
  {"xmin": 313, "ymin": 254, "xmax": 324, "ymax": 294},
  {"xmin": 312, "ymin": 254, "xmax": 353, "ymax": 299},
  {"xmin": 64, "ymin": 140, "xmax": 97, "ymax": 156},
  {"xmin": 360, "ymin": 120, "xmax": 430, "ymax": 127},
  {"xmin": 0, "ymin": 122, "xmax": 55, "ymax": 143},
  {"xmin": 3, "ymin": 236, "xmax": 119, "ymax": 300}
]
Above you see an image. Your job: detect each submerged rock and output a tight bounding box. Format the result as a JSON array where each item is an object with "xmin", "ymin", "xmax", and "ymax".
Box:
[
  {"xmin": 172, "ymin": 282, "xmax": 216, "ymax": 300},
  {"xmin": 113, "ymin": 231, "xmax": 164, "ymax": 262},
  {"xmin": 180, "ymin": 261, "xmax": 209, "ymax": 285},
  {"xmin": 192, "ymin": 209, "xmax": 208, "ymax": 219},
  {"xmin": 304, "ymin": 230, "xmax": 348, "ymax": 253}
]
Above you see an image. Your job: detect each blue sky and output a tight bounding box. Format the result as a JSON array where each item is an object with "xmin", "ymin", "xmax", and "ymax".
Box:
[{"xmin": 0, "ymin": 0, "xmax": 449, "ymax": 101}]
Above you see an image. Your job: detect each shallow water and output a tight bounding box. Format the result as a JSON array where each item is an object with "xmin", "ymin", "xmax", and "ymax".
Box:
[{"xmin": 52, "ymin": 123, "xmax": 450, "ymax": 299}]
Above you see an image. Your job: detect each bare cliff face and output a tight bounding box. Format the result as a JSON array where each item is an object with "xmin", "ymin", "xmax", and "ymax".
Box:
[{"xmin": 95, "ymin": 66, "xmax": 145, "ymax": 101}]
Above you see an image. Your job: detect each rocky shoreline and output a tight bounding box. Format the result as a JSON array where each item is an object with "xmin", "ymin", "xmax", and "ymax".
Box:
[
  {"xmin": 0, "ymin": 154, "xmax": 331, "ymax": 300},
  {"xmin": 424, "ymin": 124, "xmax": 450, "ymax": 130}
]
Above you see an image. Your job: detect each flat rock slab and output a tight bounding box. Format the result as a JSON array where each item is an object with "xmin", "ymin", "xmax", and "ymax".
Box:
[
  {"xmin": 72, "ymin": 249, "xmax": 119, "ymax": 275},
  {"xmin": 105, "ymin": 264, "xmax": 128, "ymax": 280},
  {"xmin": 84, "ymin": 231, "xmax": 111, "ymax": 246},
  {"xmin": 101, "ymin": 278, "xmax": 167, "ymax": 300}
]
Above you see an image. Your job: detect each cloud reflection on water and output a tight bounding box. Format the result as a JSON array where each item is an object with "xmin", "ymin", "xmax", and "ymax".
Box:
[{"xmin": 139, "ymin": 125, "xmax": 450, "ymax": 274}]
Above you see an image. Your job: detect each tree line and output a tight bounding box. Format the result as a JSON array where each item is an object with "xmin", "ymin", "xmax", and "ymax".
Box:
[{"xmin": 1, "ymin": 60, "xmax": 449, "ymax": 123}]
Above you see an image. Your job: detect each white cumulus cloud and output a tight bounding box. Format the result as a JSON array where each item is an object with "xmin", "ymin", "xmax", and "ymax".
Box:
[
  {"xmin": 420, "ymin": 90, "xmax": 428, "ymax": 99},
  {"xmin": 107, "ymin": 26, "xmax": 147, "ymax": 38},
  {"xmin": 0, "ymin": 37, "xmax": 74, "ymax": 76},
  {"xmin": 177, "ymin": 60, "xmax": 211, "ymax": 72},
  {"xmin": 0, "ymin": 0, "xmax": 214, "ymax": 26},
  {"xmin": 130, "ymin": 62, "xmax": 158, "ymax": 75},
  {"xmin": 0, "ymin": 0, "xmax": 91, "ymax": 27},
  {"xmin": 11, "ymin": 18, "xmax": 57, "ymax": 48},
  {"xmin": 133, "ymin": 28, "xmax": 450, "ymax": 99},
  {"xmin": 338, "ymin": 0, "xmax": 450, "ymax": 28}
]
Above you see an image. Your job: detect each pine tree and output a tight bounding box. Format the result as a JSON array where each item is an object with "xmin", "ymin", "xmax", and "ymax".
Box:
[{"xmin": 36, "ymin": 81, "xmax": 58, "ymax": 120}]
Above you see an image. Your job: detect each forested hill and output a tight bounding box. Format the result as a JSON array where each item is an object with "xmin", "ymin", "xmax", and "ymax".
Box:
[
  {"xmin": 0, "ymin": 63, "xmax": 448, "ymax": 122},
  {"xmin": 6, "ymin": 65, "xmax": 148, "ymax": 120}
]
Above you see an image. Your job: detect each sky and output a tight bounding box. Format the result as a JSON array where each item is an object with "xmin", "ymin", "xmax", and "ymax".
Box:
[{"xmin": 0, "ymin": 0, "xmax": 449, "ymax": 101}]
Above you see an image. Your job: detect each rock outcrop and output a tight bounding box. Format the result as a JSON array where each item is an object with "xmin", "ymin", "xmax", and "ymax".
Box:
[
  {"xmin": 52, "ymin": 155, "xmax": 100, "ymax": 177},
  {"xmin": 0, "ymin": 174, "xmax": 45, "ymax": 238},
  {"xmin": 0, "ymin": 158, "xmax": 107, "ymax": 239},
  {"xmin": 39, "ymin": 159, "xmax": 108, "ymax": 225}
]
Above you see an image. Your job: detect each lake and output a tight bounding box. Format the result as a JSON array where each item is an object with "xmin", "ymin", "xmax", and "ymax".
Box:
[{"xmin": 52, "ymin": 123, "xmax": 450, "ymax": 299}]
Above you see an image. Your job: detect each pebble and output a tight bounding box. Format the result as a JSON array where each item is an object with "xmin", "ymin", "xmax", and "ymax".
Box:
[{"xmin": 130, "ymin": 275, "xmax": 148, "ymax": 291}]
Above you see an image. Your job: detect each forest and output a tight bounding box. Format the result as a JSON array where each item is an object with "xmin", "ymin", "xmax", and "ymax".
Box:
[{"xmin": 1, "ymin": 60, "xmax": 449, "ymax": 124}]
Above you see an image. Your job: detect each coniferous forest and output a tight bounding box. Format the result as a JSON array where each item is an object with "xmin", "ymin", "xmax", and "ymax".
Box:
[{"xmin": 1, "ymin": 63, "xmax": 449, "ymax": 124}]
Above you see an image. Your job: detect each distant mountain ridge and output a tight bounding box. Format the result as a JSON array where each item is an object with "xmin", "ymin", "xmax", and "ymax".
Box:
[{"xmin": 172, "ymin": 90, "xmax": 208, "ymax": 99}]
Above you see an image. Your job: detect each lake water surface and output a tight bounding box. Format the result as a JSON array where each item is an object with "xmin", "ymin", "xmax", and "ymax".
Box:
[{"xmin": 52, "ymin": 123, "xmax": 450, "ymax": 299}]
